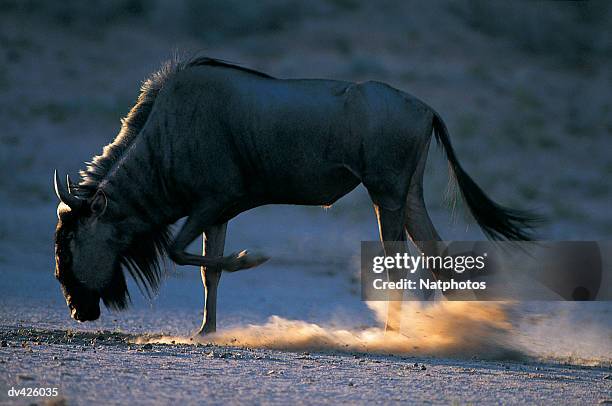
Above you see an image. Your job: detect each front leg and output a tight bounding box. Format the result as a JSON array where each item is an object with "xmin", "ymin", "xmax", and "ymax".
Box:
[
  {"xmin": 198, "ymin": 223, "xmax": 227, "ymax": 336},
  {"xmin": 169, "ymin": 209, "xmax": 269, "ymax": 335},
  {"xmin": 169, "ymin": 211, "xmax": 269, "ymax": 271}
]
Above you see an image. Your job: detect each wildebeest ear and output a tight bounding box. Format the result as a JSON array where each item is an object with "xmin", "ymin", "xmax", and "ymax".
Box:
[{"xmin": 90, "ymin": 190, "xmax": 107, "ymax": 216}]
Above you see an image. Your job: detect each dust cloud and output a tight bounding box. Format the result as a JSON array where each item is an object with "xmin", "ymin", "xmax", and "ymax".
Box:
[{"xmin": 138, "ymin": 301, "xmax": 523, "ymax": 360}]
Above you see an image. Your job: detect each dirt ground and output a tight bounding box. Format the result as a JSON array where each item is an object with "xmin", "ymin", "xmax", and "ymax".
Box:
[{"xmin": 1, "ymin": 264, "xmax": 611, "ymax": 405}]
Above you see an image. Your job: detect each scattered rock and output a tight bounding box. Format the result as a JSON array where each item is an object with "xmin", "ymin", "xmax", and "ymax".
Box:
[
  {"xmin": 266, "ymin": 370, "xmax": 276, "ymax": 375},
  {"xmin": 0, "ymin": 340, "xmax": 7, "ymax": 347},
  {"xmin": 348, "ymin": 381, "xmax": 355, "ymax": 387},
  {"xmin": 603, "ymin": 375, "xmax": 611, "ymax": 380},
  {"xmin": 18, "ymin": 374, "xmax": 34, "ymax": 381},
  {"xmin": 142, "ymin": 343, "xmax": 153, "ymax": 350},
  {"xmin": 420, "ymin": 365, "xmax": 427, "ymax": 371}
]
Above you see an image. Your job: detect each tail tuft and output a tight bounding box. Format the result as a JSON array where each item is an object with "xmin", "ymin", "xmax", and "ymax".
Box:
[{"xmin": 432, "ymin": 112, "xmax": 541, "ymax": 241}]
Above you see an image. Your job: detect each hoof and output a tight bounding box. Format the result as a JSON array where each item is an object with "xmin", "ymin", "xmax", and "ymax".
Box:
[
  {"xmin": 195, "ymin": 326, "xmax": 216, "ymax": 336},
  {"xmin": 224, "ymin": 250, "xmax": 270, "ymax": 272}
]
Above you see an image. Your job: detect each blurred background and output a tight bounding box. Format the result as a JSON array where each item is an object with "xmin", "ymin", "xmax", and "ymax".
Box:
[
  {"xmin": 0, "ymin": 0, "xmax": 610, "ymax": 362},
  {"xmin": 1, "ymin": 0, "xmax": 611, "ymax": 254}
]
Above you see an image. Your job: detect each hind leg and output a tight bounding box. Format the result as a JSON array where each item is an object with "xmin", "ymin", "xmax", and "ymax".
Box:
[
  {"xmin": 371, "ymin": 202, "xmax": 408, "ymax": 332},
  {"xmin": 405, "ymin": 187, "xmax": 442, "ymax": 255},
  {"xmin": 405, "ymin": 188, "xmax": 456, "ymax": 284},
  {"xmin": 404, "ymin": 138, "xmax": 448, "ymax": 280}
]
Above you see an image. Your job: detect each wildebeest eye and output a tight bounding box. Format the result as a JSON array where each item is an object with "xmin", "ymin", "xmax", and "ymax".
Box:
[{"xmin": 90, "ymin": 190, "xmax": 108, "ymax": 216}]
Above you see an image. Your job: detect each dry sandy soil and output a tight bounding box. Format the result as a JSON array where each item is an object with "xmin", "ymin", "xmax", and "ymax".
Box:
[{"xmin": 0, "ymin": 1, "xmax": 611, "ymax": 404}]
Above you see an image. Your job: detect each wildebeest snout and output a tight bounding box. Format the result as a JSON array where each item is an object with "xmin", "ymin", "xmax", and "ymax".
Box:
[{"xmin": 69, "ymin": 300, "xmax": 101, "ymax": 322}]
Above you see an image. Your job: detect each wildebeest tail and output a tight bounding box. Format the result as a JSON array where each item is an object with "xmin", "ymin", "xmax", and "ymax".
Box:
[{"xmin": 431, "ymin": 111, "xmax": 539, "ymax": 240}]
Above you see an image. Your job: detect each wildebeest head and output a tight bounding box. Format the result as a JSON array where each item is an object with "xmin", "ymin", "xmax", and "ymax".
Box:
[{"xmin": 53, "ymin": 171, "xmax": 129, "ymax": 322}]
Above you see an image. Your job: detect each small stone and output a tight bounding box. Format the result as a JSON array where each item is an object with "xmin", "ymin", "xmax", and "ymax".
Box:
[
  {"xmin": 420, "ymin": 365, "xmax": 427, "ymax": 371},
  {"xmin": 266, "ymin": 370, "xmax": 275, "ymax": 375},
  {"xmin": 348, "ymin": 381, "xmax": 355, "ymax": 387},
  {"xmin": 18, "ymin": 374, "xmax": 34, "ymax": 381},
  {"xmin": 142, "ymin": 343, "xmax": 153, "ymax": 350},
  {"xmin": 53, "ymin": 356, "xmax": 59, "ymax": 360},
  {"xmin": 603, "ymin": 375, "xmax": 611, "ymax": 380},
  {"xmin": 0, "ymin": 340, "xmax": 7, "ymax": 347}
]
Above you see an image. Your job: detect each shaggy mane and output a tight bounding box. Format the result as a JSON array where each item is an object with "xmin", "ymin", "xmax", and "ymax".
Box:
[
  {"xmin": 73, "ymin": 56, "xmax": 272, "ymax": 307},
  {"xmin": 77, "ymin": 56, "xmax": 272, "ymax": 197}
]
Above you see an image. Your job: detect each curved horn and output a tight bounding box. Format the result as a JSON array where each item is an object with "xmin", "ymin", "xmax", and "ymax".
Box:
[
  {"xmin": 54, "ymin": 170, "xmax": 84, "ymax": 210},
  {"xmin": 66, "ymin": 174, "xmax": 77, "ymax": 194}
]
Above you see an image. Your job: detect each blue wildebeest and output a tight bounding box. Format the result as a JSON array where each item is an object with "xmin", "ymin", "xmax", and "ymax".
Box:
[{"xmin": 53, "ymin": 57, "xmax": 535, "ymax": 334}]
